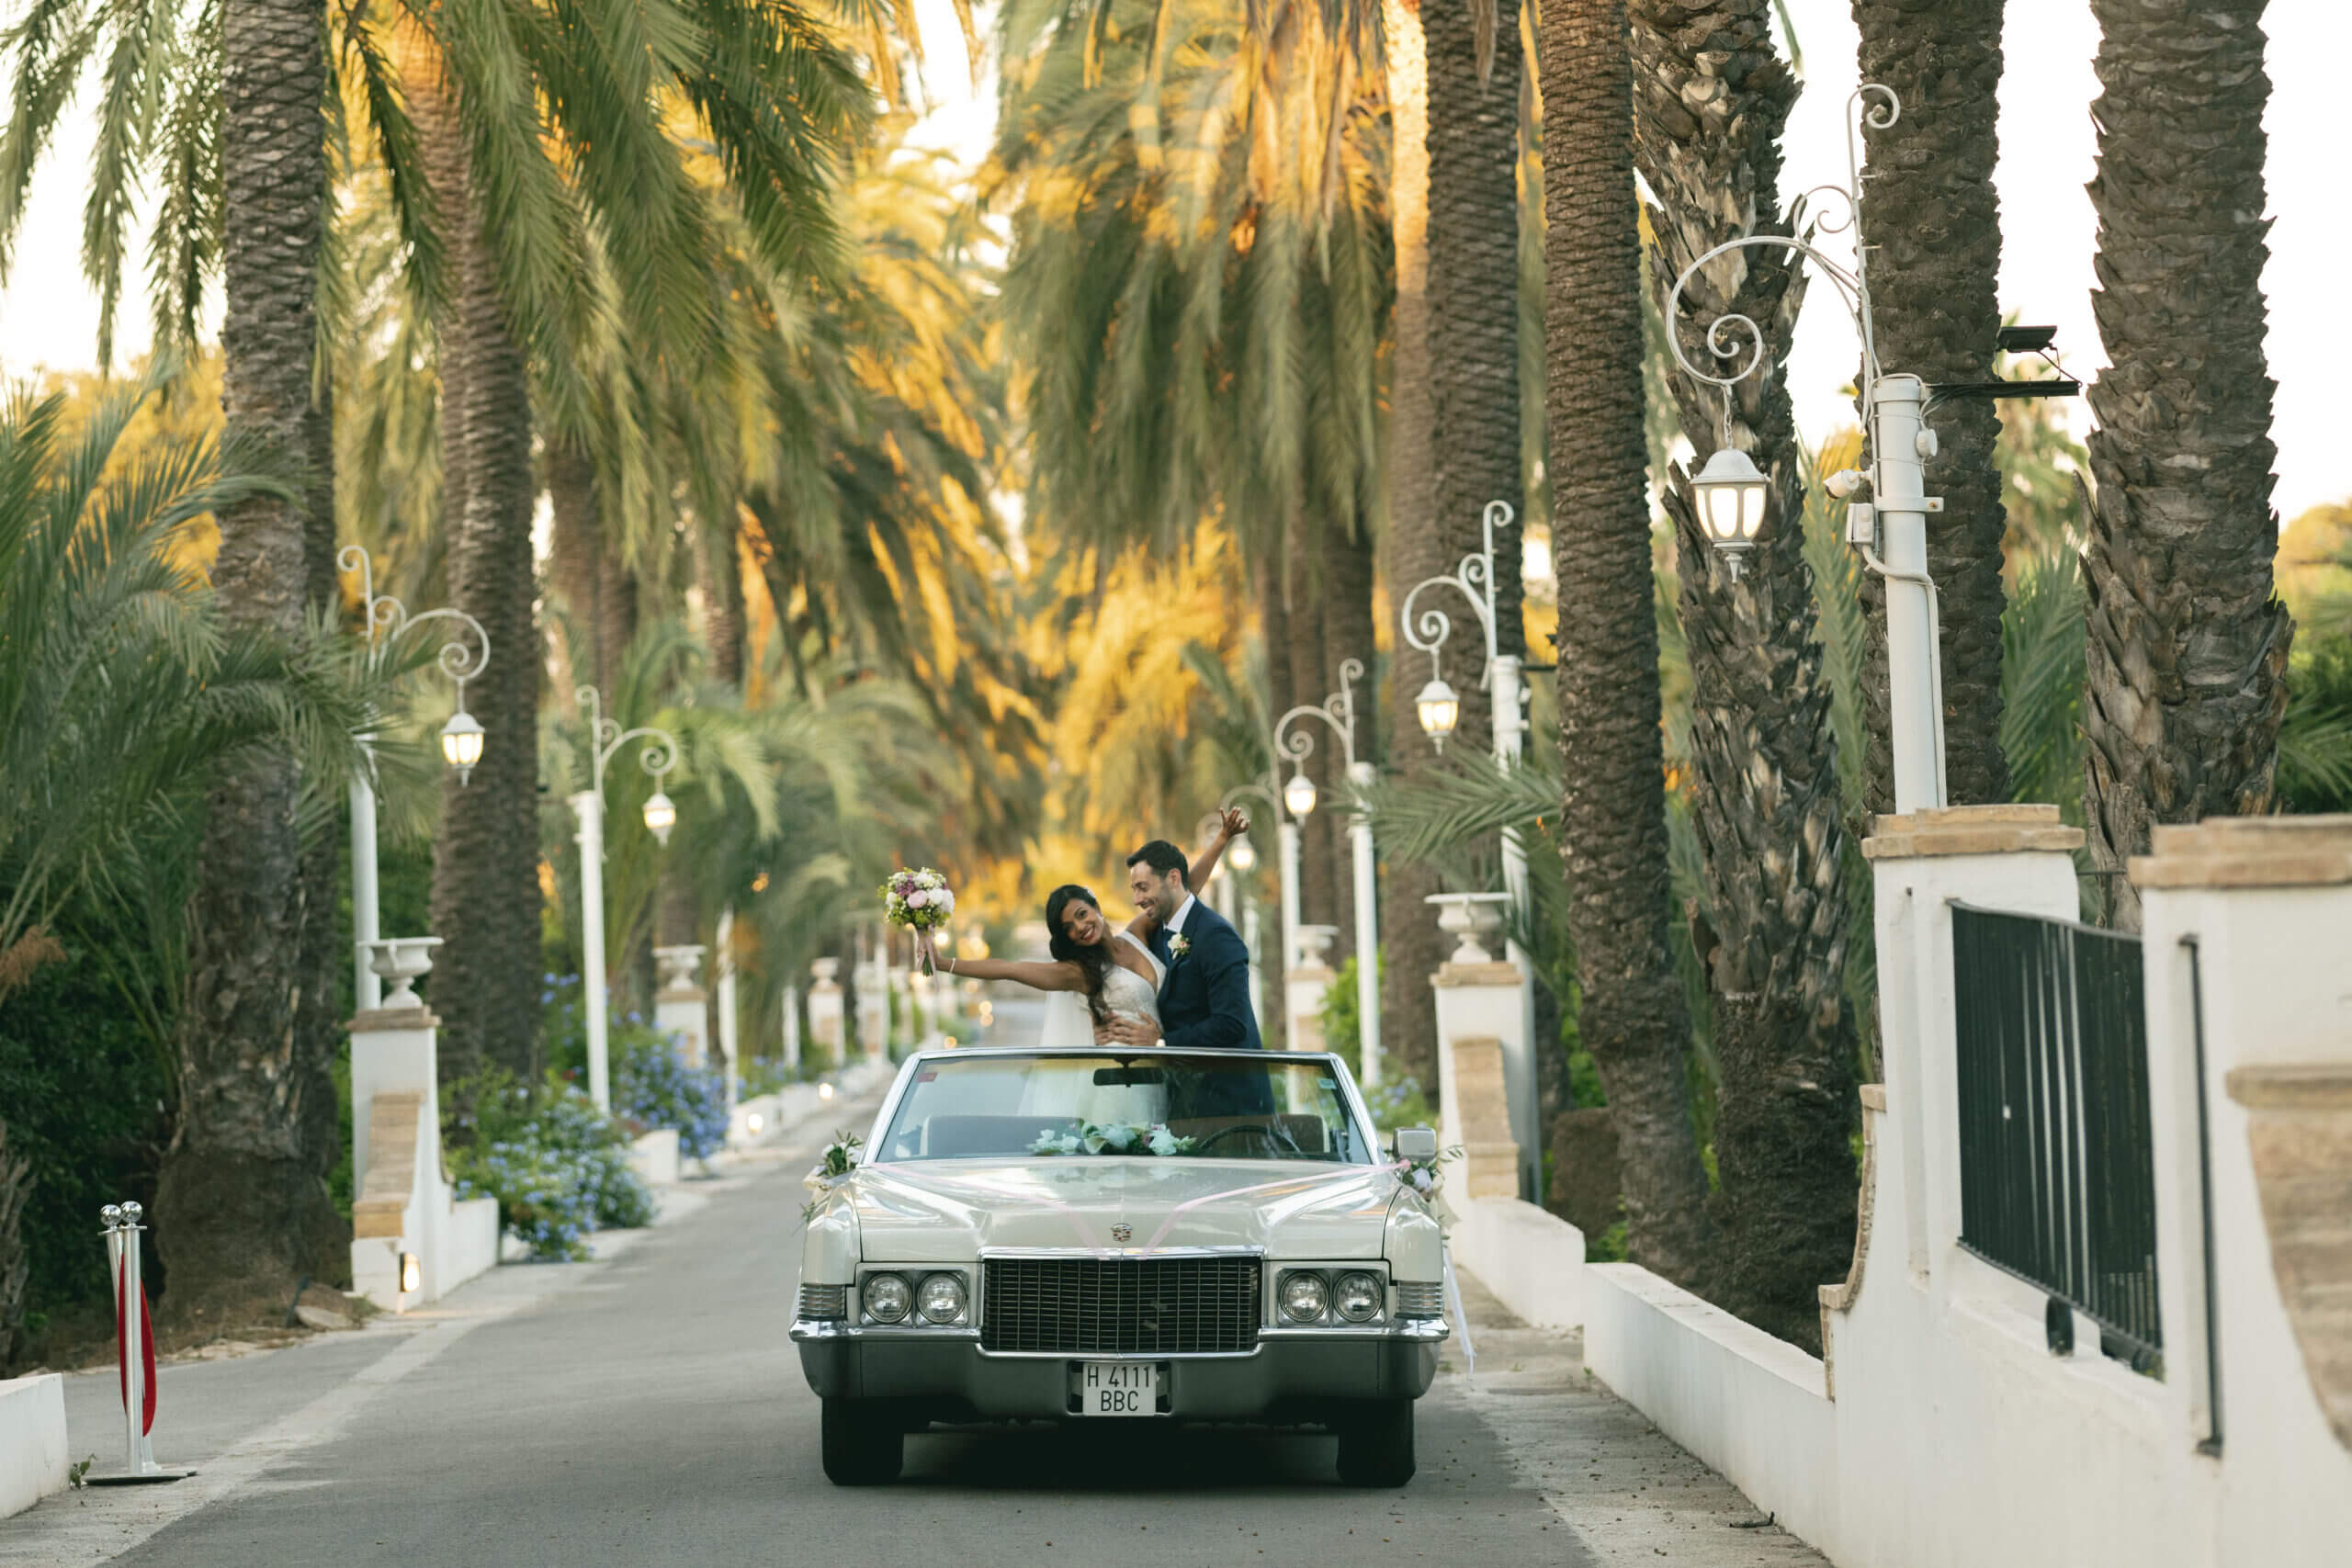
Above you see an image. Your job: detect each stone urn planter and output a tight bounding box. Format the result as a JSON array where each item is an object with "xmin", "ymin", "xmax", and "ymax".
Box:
[{"xmin": 361, "ymin": 937, "xmax": 443, "ymax": 1008}]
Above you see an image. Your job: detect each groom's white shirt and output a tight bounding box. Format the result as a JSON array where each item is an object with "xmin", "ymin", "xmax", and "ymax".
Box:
[{"xmin": 1165, "ymin": 894, "xmax": 1197, "ymax": 940}]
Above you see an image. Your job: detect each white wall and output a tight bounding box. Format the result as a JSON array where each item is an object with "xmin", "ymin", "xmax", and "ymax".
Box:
[
  {"xmin": 0, "ymin": 1374, "xmax": 67, "ymax": 1518},
  {"xmin": 1450, "ymin": 1198, "xmax": 1583, "ymax": 1331},
  {"xmin": 1467, "ymin": 808, "xmax": 2352, "ymax": 1568}
]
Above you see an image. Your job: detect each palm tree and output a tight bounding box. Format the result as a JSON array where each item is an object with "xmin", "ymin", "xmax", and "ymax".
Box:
[
  {"xmin": 1537, "ymin": 0, "xmax": 1715, "ymax": 1284},
  {"xmin": 996, "ymin": 0, "xmax": 1390, "ymax": 964},
  {"xmin": 736, "ymin": 150, "xmax": 1046, "ymax": 862},
  {"xmin": 0, "ymin": 0, "xmax": 434, "ymax": 1316},
  {"xmin": 2078, "ymin": 0, "xmax": 2291, "ymax": 928},
  {"xmin": 1849, "ymin": 0, "xmax": 2010, "ymax": 809},
  {"xmin": 1629, "ymin": 0, "xmax": 1854, "ymax": 1344},
  {"xmin": 0, "ymin": 375, "xmax": 377, "ymax": 1340},
  {"xmin": 1376, "ymin": 0, "xmax": 1444, "ymax": 1090},
  {"xmin": 1374, "ymin": 0, "xmax": 1530, "ymax": 1093},
  {"xmin": 396, "ymin": 0, "xmax": 870, "ymax": 1077}
]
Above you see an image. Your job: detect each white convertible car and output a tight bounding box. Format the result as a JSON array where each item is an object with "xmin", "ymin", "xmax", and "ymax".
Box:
[{"xmin": 791, "ymin": 1046, "xmax": 1448, "ymax": 1487}]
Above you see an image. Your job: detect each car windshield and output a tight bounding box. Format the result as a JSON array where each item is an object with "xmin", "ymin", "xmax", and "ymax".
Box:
[{"xmin": 877, "ymin": 1053, "xmax": 1373, "ymax": 1165}]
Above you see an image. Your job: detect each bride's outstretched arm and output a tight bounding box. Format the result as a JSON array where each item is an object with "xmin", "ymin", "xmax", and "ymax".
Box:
[{"xmin": 916, "ymin": 931, "xmax": 1085, "ymax": 993}]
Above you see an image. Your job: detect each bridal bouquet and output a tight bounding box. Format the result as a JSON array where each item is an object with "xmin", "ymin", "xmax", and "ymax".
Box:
[{"xmin": 880, "ymin": 868, "xmax": 955, "ymax": 973}]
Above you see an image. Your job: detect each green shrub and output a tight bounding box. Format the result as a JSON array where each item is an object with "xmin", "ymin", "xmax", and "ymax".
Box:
[
  {"xmin": 1318, "ymin": 954, "xmax": 1375, "ymax": 1077},
  {"xmin": 0, "ymin": 933, "xmax": 173, "ymax": 1366}
]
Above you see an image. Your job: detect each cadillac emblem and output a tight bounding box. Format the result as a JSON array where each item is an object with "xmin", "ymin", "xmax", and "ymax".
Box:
[{"xmin": 1110, "ymin": 1223, "xmax": 1133, "ymax": 1244}]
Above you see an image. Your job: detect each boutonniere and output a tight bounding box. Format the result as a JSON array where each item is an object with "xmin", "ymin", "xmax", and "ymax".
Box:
[{"xmin": 1169, "ymin": 933, "xmax": 1193, "ymax": 960}]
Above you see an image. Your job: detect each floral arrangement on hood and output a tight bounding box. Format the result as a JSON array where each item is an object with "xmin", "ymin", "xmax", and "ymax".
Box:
[{"xmin": 1028, "ymin": 1122, "xmax": 1198, "ymax": 1157}]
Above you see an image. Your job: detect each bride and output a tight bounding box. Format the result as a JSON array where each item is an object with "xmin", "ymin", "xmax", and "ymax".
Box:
[{"xmin": 914, "ymin": 808, "xmax": 1244, "ymax": 1048}]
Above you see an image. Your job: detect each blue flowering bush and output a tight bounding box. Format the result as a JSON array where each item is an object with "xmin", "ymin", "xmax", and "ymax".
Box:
[
  {"xmin": 1361, "ymin": 1076, "xmax": 1434, "ymax": 1133},
  {"xmin": 615, "ymin": 1038, "xmax": 729, "ymax": 1161},
  {"xmin": 447, "ymin": 1070, "xmax": 655, "ymax": 1260}
]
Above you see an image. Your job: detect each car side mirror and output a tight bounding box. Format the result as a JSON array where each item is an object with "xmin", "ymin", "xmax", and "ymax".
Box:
[{"xmin": 1392, "ymin": 1126, "xmax": 1439, "ymax": 1161}]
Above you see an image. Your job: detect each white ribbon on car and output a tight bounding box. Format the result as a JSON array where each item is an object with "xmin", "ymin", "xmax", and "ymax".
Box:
[{"xmin": 1442, "ymin": 1240, "xmax": 1475, "ymax": 1378}]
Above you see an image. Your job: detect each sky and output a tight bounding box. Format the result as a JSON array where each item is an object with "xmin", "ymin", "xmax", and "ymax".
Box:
[{"xmin": 0, "ymin": 0, "xmax": 2339, "ymax": 520}]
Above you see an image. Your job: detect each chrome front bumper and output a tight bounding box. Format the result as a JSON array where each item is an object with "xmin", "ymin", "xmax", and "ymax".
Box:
[{"xmin": 788, "ymin": 1318, "xmax": 1446, "ymax": 1420}]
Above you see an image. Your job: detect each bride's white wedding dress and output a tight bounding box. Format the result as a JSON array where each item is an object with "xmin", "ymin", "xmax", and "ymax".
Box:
[
  {"xmin": 1037, "ymin": 931, "xmax": 1161, "ymax": 1049},
  {"xmin": 1023, "ymin": 932, "xmax": 1168, "ymax": 1125}
]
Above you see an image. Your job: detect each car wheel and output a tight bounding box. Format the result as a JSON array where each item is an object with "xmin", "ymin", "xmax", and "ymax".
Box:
[
  {"xmin": 1335, "ymin": 1398, "xmax": 1415, "ymax": 1487},
  {"xmin": 820, "ymin": 1397, "xmax": 903, "ymax": 1484}
]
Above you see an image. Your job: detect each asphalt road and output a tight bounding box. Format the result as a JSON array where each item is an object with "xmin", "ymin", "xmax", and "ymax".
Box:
[{"xmin": 7, "ymin": 1112, "xmax": 1825, "ymax": 1567}]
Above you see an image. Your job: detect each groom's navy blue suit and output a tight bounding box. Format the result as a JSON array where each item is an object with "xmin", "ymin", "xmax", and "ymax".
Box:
[
  {"xmin": 1151, "ymin": 899, "xmax": 1261, "ymax": 1051},
  {"xmin": 1151, "ymin": 897, "xmax": 1271, "ymax": 1118}
]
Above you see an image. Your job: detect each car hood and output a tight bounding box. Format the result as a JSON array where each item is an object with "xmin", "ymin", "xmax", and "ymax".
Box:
[{"xmin": 846, "ymin": 1158, "xmax": 1398, "ymax": 1261}]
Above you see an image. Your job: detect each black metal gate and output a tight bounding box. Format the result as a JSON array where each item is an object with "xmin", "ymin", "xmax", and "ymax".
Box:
[{"xmin": 1950, "ymin": 903, "xmax": 2162, "ymax": 1364}]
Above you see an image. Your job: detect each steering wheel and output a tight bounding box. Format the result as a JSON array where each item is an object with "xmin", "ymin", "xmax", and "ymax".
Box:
[{"xmin": 1195, "ymin": 1120, "xmax": 1304, "ymax": 1157}]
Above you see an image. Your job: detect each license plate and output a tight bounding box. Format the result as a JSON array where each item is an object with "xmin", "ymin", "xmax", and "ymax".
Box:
[{"xmin": 1078, "ymin": 1360, "xmax": 1158, "ymax": 1416}]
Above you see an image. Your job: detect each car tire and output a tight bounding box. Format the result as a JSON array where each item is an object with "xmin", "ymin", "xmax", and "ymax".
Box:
[
  {"xmin": 1335, "ymin": 1398, "xmax": 1415, "ymax": 1487},
  {"xmin": 820, "ymin": 1398, "xmax": 903, "ymax": 1485}
]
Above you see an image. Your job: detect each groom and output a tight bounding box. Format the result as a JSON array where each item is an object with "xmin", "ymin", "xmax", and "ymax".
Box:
[{"xmin": 1100, "ymin": 839, "xmax": 1261, "ymax": 1052}]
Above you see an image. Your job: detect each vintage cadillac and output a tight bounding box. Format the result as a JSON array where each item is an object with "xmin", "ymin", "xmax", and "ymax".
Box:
[{"xmin": 790, "ymin": 1046, "xmax": 1448, "ymax": 1487}]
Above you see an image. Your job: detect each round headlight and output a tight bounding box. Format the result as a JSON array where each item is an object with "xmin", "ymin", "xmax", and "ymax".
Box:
[
  {"xmin": 1281, "ymin": 1271, "xmax": 1329, "ymax": 1324},
  {"xmin": 917, "ymin": 1272, "xmax": 967, "ymax": 1324},
  {"xmin": 1334, "ymin": 1271, "xmax": 1382, "ymax": 1323},
  {"xmin": 862, "ymin": 1273, "xmax": 910, "ymax": 1324}
]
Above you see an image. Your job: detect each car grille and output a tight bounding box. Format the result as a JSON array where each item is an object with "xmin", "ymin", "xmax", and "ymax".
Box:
[
  {"xmin": 981, "ymin": 1256, "xmax": 1261, "ymax": 1354},
  {"xmin": 798, "ymin": 1282, "xmax": 848, "ymax": 1320}
]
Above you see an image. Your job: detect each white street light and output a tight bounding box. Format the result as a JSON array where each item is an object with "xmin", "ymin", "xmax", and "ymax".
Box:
[
  {"xmin": 437, "ymin": 708, "xmax": 485, "ymax": 782},
  {"xmin": 1273, "ymin": 660, "xmax": 1382, "ymax": 1086},
  {"xmin": 1413, "ymin": 677, "xmax": 1462, "ymax": 748},
  {"xmin": 1661, "ymin": 83, "xmax": 2003, "ymax": 812},
  {"xmin": 571, "ymin": 683, "xmax": 682, "ymax": 1111},
  {"xmin": 341, "ymin": 547, "xmax": 491, "ymax": 1011},
  {"xmin": 1283, "ymin": 768, "xmax": 1318, "ymax": 821},
  {"xmin": 1227, "ymin": 834, "xmax": 1257, "ymax": 872},
  {"xmin": 1690, "ymin": 445, "xmax": 1770, "ymax": 580}
]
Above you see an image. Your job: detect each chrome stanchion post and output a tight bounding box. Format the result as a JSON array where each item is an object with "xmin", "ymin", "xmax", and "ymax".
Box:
[{"xmin": 89, "ymin": 1201, "xmax": 190, "ymax": 1483}]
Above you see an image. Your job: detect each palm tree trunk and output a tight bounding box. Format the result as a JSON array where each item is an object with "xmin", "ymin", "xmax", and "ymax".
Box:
[
  {"xmin": 1631, "ymin": 0, "xmax": 1856, "ymax": 1350},
  {"xmin": 426, "ymin": 108, "xmax": 544, "ymax": 1084},
  {"xmin": 156, "ymin": 0, "xmax": 345, "ymax": 1330},
  {"xmin": 1377, "ymin": 0, "xmax": 1444, "ymax": 1095},
  {"xmin": 1850, "ymin": 0, "xmax": 2010, "ymax": 810},
  {"xmin": 1422, "ymin": 0, "xmax": 1527, "ymax": 661},
  {"xmin": 1283, "ymin": 519, "xmax": 1340, "ymax": 938},
  {"xmin": 2080, "ymin": 0, "xmax": 2290, "ymax": 929},
  {"xmin": 1256, "ymin": 567, "xmax": 1295, "ymax": 1051},
  {"xmin": 1539, "ymin": 0, "xmax": 1716, "ymax": 1286},
  {"xmin": 548, "ymin": 441, "xmax": 638, "ymax": 699},
  {"xmin": 1319, "ymin": 518, "xmax": 1377, "ymax": 966},
  {"xmin": 294, "ymin": 372, "xmax": 347, "ymax": 1286},
  {"xmin": 700, "ymin": 520, "xmax": 747, "ymax": 688}
]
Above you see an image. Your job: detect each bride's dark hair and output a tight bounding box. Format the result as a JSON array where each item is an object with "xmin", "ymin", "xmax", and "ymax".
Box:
[{"xmin": 1045, "ymin": 884, "xmax": 1115, "ymax": 1026}]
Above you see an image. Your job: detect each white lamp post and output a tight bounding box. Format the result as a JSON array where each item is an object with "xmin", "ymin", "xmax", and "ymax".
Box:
[
  {"xmin": 1273, "ymin": 659, "xmax": 1382, "ymax": 1087},
  {"xmin": 1399, "ymin": 500, "xmax": 1540, "ymax": 1194},
  {"xmin": 571, "ymin": 683, "xmax": 682, "ymax": 1111},
  {"xmin": 1664, "ymin": 84, "xmax": 1957, "ymax": 811},
  {"xmin": 340, "ymin": 547, "xmax": 491, "ymax": 1012},
  {"xmin": 1221, "ymin": 777, "xmax": 1295, "ymax": 1003}
]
